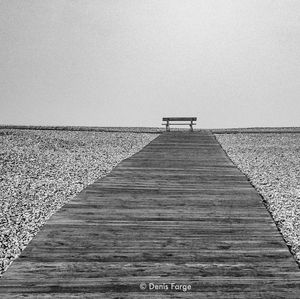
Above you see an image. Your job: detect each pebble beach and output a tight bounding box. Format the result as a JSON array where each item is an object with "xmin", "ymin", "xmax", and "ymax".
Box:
[{"xmin": 1, "ymin": 129, "xmax": 300, "ymax": 275}]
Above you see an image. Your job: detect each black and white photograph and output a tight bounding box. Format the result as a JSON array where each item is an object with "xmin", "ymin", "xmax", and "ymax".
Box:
[{"xmin": 1, "ymin": 0, "xmax": 300, "ymax": 297}]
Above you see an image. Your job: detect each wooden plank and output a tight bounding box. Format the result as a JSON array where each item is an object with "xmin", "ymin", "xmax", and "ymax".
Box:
[{"xmin": 1, "ymin": 131, "xmax": 299, "ymax": 298}]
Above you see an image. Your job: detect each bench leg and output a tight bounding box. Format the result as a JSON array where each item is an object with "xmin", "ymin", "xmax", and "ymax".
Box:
[
  {"xmin": 166, "ymin": 121, "xmax": 170, "ymax": 132},
  {"xmin": 190, "ymin": 122, "xmax": 193, "ymax": 132}
]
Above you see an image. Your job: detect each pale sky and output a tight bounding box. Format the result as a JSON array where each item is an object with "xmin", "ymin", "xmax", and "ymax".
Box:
[{"xmin": 1, "ymin": 0, "xmax": 300, "ymax": 128}]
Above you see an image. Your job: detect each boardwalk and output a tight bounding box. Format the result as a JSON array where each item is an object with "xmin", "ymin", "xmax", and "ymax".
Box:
[{"xmin": 1, "ymin": 131, "xmax": 300, "ymax": 298}]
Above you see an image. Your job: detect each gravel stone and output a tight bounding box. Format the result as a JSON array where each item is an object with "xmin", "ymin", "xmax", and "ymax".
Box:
[
  {"xmin": 0, "ymin": 129, "xmax": 158, "ymax": 275},
  {"xmin": 215, "ymin": 133, "xmax": 300, "ymax": 264}
]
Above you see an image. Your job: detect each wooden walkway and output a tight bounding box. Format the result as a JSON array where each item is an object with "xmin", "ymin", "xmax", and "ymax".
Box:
[{"xmin": 1, "ymin": 131, "xmax": 300, "ymax": 298}]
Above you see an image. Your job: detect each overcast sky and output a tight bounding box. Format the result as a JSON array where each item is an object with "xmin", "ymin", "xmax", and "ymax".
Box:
[{"xmin": 1, "ymin": 0, "xmax": 300, "ymax": 128}]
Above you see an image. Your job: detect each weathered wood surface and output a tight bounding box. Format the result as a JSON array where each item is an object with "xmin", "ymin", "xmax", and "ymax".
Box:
[{"xmin": 1, "ymin": 131, "xmax": 300, "ymax": 298}]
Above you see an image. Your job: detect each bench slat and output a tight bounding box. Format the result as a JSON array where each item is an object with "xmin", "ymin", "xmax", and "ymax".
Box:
[
  {"xmin": 162, "ymin": 123, "xmax": 197, "ymax": 125},
  {"xmin": 162, "ymin": 117, "xmax": 197, "ymax": 121}
]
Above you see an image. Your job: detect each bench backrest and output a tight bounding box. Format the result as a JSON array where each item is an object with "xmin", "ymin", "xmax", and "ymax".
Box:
[{"xmin": 162, "ymin": 117, "xmax": 197, "ymax": 121}]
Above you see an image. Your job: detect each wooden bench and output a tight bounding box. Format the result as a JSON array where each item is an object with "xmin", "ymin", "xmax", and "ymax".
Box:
[{"xmin": 162, "ymin": 117, "xmax": 197, "ymax": 132}]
